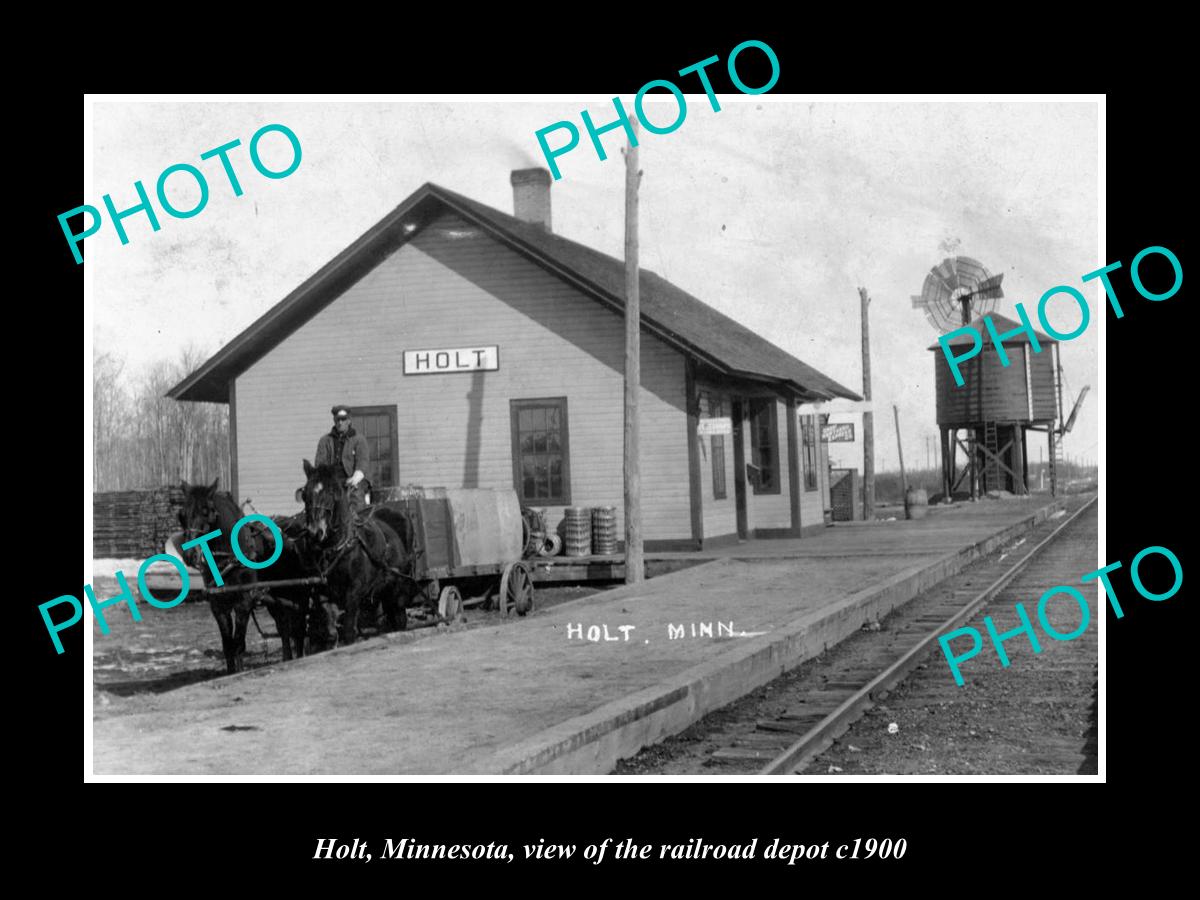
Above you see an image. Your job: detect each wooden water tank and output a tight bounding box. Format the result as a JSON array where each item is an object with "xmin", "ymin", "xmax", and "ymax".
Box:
[{"xmin": 929, "ymin": 313, "xmax": 1059, "ymax": 426}]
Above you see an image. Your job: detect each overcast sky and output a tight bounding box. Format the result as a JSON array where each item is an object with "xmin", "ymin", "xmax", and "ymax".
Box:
[{"xmin": 89, "ymin": 98, "xmax": 1099, "ymax": 472}]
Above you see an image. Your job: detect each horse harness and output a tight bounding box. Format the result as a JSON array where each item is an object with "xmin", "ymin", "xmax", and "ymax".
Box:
[
  {"xmin": 318, "ymin": 509, "xmax": 422, "ymax": 587},
  {"xmin": 180, "ymin": 504, "xmax": 296, "ymax": 605}
]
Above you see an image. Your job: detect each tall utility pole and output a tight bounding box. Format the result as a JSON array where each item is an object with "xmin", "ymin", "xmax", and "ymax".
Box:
[
  {"xmin": 859, "ymin": 287, "xmax": 874, "ymax": 521},
  {"xmin": 623, "ymin": 123, "xmax": 643, "ymax": 584}
]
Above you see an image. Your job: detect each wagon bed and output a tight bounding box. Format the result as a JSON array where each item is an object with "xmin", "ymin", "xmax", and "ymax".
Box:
[{"xmin": 377, "ymin": 486, "xmax": 534, "ymax": 620}]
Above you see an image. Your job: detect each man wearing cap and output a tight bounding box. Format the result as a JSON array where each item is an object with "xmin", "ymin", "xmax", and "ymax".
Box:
[{"xmin": 315, "ymin": 405, "xmax": 372, "ymax": 514}]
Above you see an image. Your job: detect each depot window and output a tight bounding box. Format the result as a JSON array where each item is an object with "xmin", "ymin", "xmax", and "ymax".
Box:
[
  {"xmin": 511, "ymin": 398, "xmax": 572, "ymax": 505},
  {"xmin": 353, "ymin": 405, "xmax": 399, "ymax": 488},
  {"xmin": 748, "ymin": 397, "xmax": 780, "ymax": 495}
]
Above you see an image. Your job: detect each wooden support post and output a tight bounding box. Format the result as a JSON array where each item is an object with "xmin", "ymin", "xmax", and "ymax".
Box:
[
  {"xmin": 859, "ymin": 287, "xmax": 874, "ymax": 521},
  {"xmin": 1021, "ymin": 427, "xmax": 1030, "ymax": 494},
  {"xmin": 685, "ymin": 358, "xmax": 703, "ymax": 547},
  {"xmin": 970, "ymin": 358, "xmax": 981, "ymax": 501},
  {"xmin": 894, "ymin": 404, "xmax": 907, "ymax": 502},
  {"xmin": 786, "ymin": 397, "xmax": 802, "ymax": 536},
  {"xmin": 1009, "ymin": 426, "xmax": 1025, "ymax": 494},
  {"xmin": 941, "ymin": 427, "xmax": 952, "ymax": 502},
  {"xmin": 623, "ymin": 122, "xmax": 643, "ymax": 584},
  {"xmin": 228, "ymin": 378, "xmax": 239, "ymax": 501}
]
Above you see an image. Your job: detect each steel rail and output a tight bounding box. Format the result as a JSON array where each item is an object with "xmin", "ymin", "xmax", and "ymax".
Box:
[{"xmin": 760, "ymin": 495, "xmax": 1098, "ymax": 775}]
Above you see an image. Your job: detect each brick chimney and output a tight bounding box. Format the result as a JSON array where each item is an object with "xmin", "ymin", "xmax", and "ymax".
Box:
[{"xmin": 511, "ymin": 168, "xmax": 552, "ymax": 230}]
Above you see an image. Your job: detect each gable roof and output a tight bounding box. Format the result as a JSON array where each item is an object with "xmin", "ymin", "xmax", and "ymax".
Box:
[
  {"xmin": 169, "ymin": 182, "xmax": 862, "ymax": 403},
  {"xmin": 927, "ymin": 312, "xmax": 1058, "ymax": 349}
]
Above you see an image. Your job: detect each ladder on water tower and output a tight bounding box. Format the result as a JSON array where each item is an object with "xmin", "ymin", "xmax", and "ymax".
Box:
[
  {"xmin": 1048, "ymin": 428, "xmax": 1063, "ymax": 496},
  {"xmin": 983, "ymin": 421, "xmax": 1000, "ymax": 492}
]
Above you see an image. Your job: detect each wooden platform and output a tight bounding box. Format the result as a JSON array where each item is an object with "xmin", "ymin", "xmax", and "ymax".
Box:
[{"xmin": 528, "ymin": 553, "xmax": 749, "ymax": 583}]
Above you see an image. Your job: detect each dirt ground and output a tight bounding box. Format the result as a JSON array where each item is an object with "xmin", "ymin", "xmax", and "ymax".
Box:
[{"xmin": 92, "ymin": 578, "xmax": 607, "ymax": 714}]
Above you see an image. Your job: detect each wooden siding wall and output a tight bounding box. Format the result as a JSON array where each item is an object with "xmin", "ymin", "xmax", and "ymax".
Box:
[
  {"xmin": 935, "ymin": 344, "xmax": 1057, "ymax": 424},
  {"xmin": 1028, "ymin": 346, "xmax": 1057, "ymax": 420},
  {"xmin": 235, "ymin": 211, "xmax": 691, "ymax": 540}
]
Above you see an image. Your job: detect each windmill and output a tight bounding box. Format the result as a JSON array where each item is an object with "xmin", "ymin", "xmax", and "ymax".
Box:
[
  {"xmin": 915, "ymin": 255, "xmax": 1088, "ymax": 500},
  {"xmin": 911, "ymin": 255, "xmax": 1005, "ymax": 330},
  {"xmin": 912, "ymin": 257, "xmax": 1006, "ymax": 501}
]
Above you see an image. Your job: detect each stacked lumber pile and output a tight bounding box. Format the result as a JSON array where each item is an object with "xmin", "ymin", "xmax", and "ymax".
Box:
[{"xmin": 93, "ymin": 486, "xmax": 185, "ymax": 558}]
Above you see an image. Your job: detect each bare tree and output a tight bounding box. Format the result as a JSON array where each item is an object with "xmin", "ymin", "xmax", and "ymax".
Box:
[{"xmin": 92, "ymin": 347, "xmax": 230, "ymax": 491}]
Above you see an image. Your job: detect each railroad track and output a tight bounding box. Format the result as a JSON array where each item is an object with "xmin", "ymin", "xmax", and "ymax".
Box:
[
  {"xmin": 613, "ymin": 493, "xmax": 1098, "ymax": 775},
  {"xmin": 761, "ymin": 494, "xmax": 1097, "ymax": 774}
]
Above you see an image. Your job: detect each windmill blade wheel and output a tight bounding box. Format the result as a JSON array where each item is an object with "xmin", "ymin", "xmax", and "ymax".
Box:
[{"xmin": 498, "ymin": 562, "xmax": 535, "ymax": 617}]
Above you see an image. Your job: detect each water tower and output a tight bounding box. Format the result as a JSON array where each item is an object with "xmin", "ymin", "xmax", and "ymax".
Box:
[{"xmin": 913, "ymin": 256, "xmax": 1085, "ymax": 499}]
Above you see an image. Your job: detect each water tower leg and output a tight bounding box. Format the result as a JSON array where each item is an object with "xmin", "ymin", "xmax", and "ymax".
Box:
[
  {"xmin": 940, "ymin": 427, "xmax": 952, "ymax": 502},
  {"xmin": 1021, "ymin": 428, "xmax": 1030, "ymax": 494},
  {"xmin": 1048, "ymin": 429, "xmax": 1058, "ymax": 497},
  {"xmin": 1011, "ymin": 426, "xmax": 1026, "ymax": 494},
  {"xmin": 968, "ymin": 427, "xmax": 978, "ymax": 501}
]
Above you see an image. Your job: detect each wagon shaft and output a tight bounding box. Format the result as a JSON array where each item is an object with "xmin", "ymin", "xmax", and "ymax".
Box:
[{"xmin": 196, "ymin": 576, "xmax": 325, "ymax": 596}]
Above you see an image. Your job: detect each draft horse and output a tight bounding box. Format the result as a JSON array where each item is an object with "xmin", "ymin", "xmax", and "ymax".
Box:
[
  {"xmin": 178, "ymin": 480, "xmax": 314, "ymax": 672},
  {"xmin": 298, "ymin": 460, "xmax": 418, "ymax": 645}
]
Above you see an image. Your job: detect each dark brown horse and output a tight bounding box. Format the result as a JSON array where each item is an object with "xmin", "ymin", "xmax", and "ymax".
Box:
[
  {"xmin": 259, "ymin": 511, "xmax": 320, "ymax": 660},
  {"xmin": 299, "ymin": 460, "xmax": 417, "ymax": 645},
  {"xmin": 178, "ymin": 481, "xmax": 314, "ymax": 672}
]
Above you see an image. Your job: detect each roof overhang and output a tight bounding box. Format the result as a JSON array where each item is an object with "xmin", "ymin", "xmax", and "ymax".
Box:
[{"xmin": 169, "ymin": 183, "xmax": 863, "ymax": 405}]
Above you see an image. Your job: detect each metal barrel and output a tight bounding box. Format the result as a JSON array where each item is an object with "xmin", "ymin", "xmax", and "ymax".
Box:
[
  {"xmin": 591, "ymin": 506, "xmax": 617, "ymax": 556},
  {"xmin": 905, "ymin": 487, "xmax": 929, "ymax": 520},
  {"xmin": 563, "ymin": 507, "xmax": 592, "ymax": 557}
]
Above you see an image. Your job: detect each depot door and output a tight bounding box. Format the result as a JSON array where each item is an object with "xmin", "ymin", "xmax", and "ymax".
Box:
[{"xmin": 731, "ymin": 398, "xmax": 748, "ymax": 539}]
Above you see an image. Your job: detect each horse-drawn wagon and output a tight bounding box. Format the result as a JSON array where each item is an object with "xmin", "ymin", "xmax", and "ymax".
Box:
[
  {"xmin": 380, "ymin": 486, "xmax": 535, "ymax": 625},
  {"xmin": 244, "ymin": 482, "xmax": 536, "ymax": 634},
  {"xmin": 174, "ymin": 475, "xmax": 537, "ymax": 669},
  {"xmin": 296, "ymin": 461, "xmax": 538, "ymax": 641}
]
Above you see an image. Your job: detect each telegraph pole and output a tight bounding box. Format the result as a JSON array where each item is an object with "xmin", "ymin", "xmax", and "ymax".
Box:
[
  {"xmin": 623, "ymin": 122, "xmax": 643, "ymax": 583},
  {"xmin": 859, "ymin": 287, "xmax": 875, "ymax": 521}
]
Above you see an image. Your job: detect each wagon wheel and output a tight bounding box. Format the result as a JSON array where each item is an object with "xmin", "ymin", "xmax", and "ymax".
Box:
[
  {"xmin": 521, "ymin": 515, "xmax": 535, "ymax": 558},
  {"xmin": 437, "ymin": 584, "xmax": 466, "ymax": 624},
  {"xmin": 498, "ymin": 562, "xmax": 535, "ymax": 617}
]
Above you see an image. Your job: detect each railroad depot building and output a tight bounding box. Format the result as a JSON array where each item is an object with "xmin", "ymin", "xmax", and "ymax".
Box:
[{"xmin": 170, "ymin": 169, "xmax": 860, "ymax": 550}]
